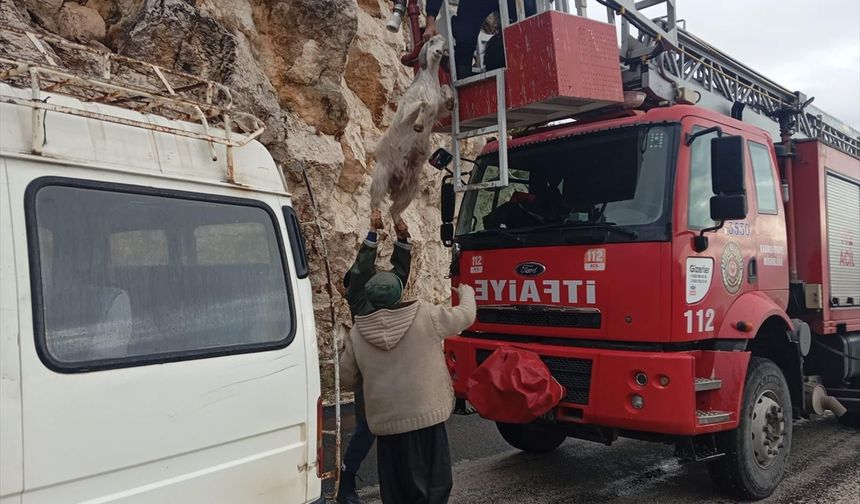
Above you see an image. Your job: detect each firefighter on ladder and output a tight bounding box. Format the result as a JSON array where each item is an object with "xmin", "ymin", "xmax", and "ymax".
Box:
[
  {"xmin": 423, "ymin": 0, "xmax": 536, "ymax": 77},
  {"xmin": 336, "ymin": 215, "xmax": 412, "ymax": 504}
]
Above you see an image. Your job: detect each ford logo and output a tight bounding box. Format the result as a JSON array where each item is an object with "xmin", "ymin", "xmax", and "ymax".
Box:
[{"xmin": 515, "ymin": 262, "xmax": 546, "ymax": 276}]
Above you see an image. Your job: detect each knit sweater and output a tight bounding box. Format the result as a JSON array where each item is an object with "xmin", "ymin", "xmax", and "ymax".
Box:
[{"xmin": 339, "ymin": 284, "xmax": 477, "ymax": 435}]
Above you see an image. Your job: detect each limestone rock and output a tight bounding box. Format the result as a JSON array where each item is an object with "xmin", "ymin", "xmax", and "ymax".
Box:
[
  {"xmin": 56, "ymin": 2, "xmax": 107, "ymax": 41},
  {"xmin": 20, "ymin": 0, "xmax": 63, "ymax": 30},
  {"xmin": 345, "ymin": 9, "xmax": 413, "ymax": 127},
  {"xmin": 86, "ymin": 0, "xmax": 143, "ymax": 26},
  {"xmin": 357, "ymin": 0, "xmax": 384, "ymax": 18},
  {"xmin": 250, "ymin": 0, "xmax": 357, "ymax": 136}
]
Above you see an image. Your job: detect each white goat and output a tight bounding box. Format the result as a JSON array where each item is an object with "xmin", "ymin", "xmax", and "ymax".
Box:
[{"xmin": 370, "ymin": 34, "xmax": 453, "ymax": 228}]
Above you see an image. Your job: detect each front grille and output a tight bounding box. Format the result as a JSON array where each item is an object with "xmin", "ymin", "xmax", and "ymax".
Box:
[
  {"xmin": 477, "ymin": 308, "xmax": 601, "ymax": 329},
  {"xmin": 476, "ymin": 349, "xmax": 592, "ymax": 405}
]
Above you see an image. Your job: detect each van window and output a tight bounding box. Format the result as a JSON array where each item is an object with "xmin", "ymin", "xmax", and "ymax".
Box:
[
  {"xmin": 687, "ymin": 127, "xmax": 719, "ymax": 229},
  {"xmin": 110, "ymin": 230, "xmax": 168, "ymax": 266},
  {"xmin": 195, "ymin": 223, "xmax": 270, "ymax": 265},
  {"xmin": 27, "ymin": 180, "xmax": 294, "ymax": 371},
  {"xmin": 748, "ymin": 141, "xmax": 779, "ymax": 214}
]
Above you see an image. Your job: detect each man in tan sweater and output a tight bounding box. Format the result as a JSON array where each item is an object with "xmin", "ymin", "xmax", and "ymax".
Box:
[{"xmin": 340, "ymin": 276, "xmax": 476, "ymax": 504}]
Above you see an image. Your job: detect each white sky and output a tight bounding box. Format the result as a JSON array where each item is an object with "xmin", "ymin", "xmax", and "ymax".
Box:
[{"xmin": 586, "ymin": 0, "xmax": 860, "ymax": 129}]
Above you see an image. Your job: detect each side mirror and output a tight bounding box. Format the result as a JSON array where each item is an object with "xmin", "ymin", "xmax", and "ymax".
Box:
[
  {"xmin": 710, "ymin": 194, "xmax": 747, "ymax": 221},
  {"xmin": 429, "ymin": 148, "xmax": 454, "ymax": 171},
  {"xmin": 693, "ymin": 135, "xmax": 748, "ymax": 253},
  {"xmin": 709, "ymin": 135, "xmax": 747, "ymax": 222},
  {"xmin": 440, "ymin": 179, "xmax": 455, "ymax": 248},
  {"xmin": 441, "ymin": 223, "xmax": 454, "ymax": 247},
  {"xmin": 441, "ymin": 181, "xmax": 455, "ymax": 222}
]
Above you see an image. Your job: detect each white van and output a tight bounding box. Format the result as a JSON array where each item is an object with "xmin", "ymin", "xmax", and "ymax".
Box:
[{"xmin": 0, "ymin": 31, "xmax": 324, "ymax": 504}]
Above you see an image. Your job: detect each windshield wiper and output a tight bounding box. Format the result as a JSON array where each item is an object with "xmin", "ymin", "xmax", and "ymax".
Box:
[
  {"xmin": 509, "ymin": 220, "xmax": 639, "ymax": 239},
  {"xmin": 472, "ymin": 227, "xmax": 529, "ymax": 244},
  {"xmin": 568, "ymin": 222, "xmax": 639, "ymax": 239}
]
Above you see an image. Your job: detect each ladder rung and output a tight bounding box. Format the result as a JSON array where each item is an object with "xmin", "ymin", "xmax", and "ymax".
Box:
[
  {"xmin": 456, "ymin": 125, "xmax": 500, "ymax": 140},
  {"xmin": 320, "ymin": 359, "xmax": 335, "ymax": 366},
  {"xmin": 454, "ymin": 69, "xmax": 505, "ymax": 88},
  {"xmin": 322, "ymin": 429, "xmax": 337, "ymax": 435}
]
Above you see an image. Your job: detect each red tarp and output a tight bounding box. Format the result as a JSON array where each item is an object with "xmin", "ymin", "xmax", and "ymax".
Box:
[{"xmin": 467, "ymin": 347, "xmax": 566, "ymax": 424}]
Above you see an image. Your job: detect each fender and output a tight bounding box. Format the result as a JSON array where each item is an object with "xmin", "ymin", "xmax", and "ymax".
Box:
[
  {"xmin": 718, "ymin": 291, "xmax": 805, "ymax": 415},
  {"xmin": 717, "ymin": 291, "xmax": 794, "ymax": 339}
]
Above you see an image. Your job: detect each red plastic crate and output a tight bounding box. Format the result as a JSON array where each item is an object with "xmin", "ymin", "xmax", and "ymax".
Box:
[{"xmin": 438, "ymin": 10, "xmax": 624, "ymax": 131}]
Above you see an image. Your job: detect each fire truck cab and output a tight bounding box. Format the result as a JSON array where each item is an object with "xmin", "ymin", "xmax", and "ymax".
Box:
[{"xmin": 406, "ymin": 0, "xmax": 860, "ymax": 500}]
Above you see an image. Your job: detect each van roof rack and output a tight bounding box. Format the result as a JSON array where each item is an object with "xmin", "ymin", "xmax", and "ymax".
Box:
[{"xmin": 0, "ymin": 25, "xmax": 266, "ymax": 182}]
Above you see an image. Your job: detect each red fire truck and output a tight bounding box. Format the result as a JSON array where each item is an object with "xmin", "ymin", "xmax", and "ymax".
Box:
[{"xmin": 396, "ymin": 0, "xmax": 860, "ymax": 499}]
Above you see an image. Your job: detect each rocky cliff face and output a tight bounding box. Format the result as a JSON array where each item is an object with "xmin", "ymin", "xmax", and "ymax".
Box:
[{"xmin": 4, "ymin": 0, "xmax": 478, "ymax": 371}]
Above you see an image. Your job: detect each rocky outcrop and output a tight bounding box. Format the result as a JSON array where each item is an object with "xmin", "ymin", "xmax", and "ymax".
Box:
[{"xmin": 6, "ymin": 0, "xmax": 481, "ymax": 378}]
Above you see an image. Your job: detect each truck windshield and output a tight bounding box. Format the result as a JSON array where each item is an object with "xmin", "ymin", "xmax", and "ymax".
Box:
[{"xmin": 457, "ymin": 125, "xmax": 675, "ymax": 242}]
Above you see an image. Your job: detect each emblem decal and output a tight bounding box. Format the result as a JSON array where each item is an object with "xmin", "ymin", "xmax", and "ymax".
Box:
[
  {"xmin": 720, "ymin": 242, "xmax": 744, "ymax": 295},
  {"xmin": 515, "ymin": 262, "xmax": 546, "ymax": 276},
  {"xmin": 686, "ymin": 257, "xmax": 714, "ymax": 304}
]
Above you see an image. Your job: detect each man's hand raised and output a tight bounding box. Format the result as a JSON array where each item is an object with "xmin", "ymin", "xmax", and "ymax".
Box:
[
  {"xmin": 423, "ymin": 16, "xmax": 438, "ymax": 41},
  {"xmin": 371, "ymin": 209, "xmax": 384, "ymax": 230},
  {"xmin": 394, "ymin": 218, "xmax": 410, "ymax": 241}
]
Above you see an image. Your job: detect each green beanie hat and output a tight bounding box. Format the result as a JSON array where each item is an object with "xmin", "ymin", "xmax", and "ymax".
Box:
[{"xmin": 365, "ymin": 272, "xmax": 403, "ymax": 310}]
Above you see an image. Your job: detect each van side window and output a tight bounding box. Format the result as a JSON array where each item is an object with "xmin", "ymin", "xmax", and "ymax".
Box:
[
  {"xmin": 748, "ymin": 141, "xmax": 779, "ymax": 214},
  {"xmin": 110, "ymin": 230, "xmax": 168, "ymax": 266},
  {"xmin": 27, "ymin": 181, "xmax": 295, "ymax": 371},
  {"xmin": 687, "ymin": 127, "xmax": 719, "ymax": 229}
]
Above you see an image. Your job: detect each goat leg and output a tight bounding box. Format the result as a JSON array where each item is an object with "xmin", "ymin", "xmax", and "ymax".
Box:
[
  {"xmin": 413, "ymin": 102, "xmax": 429, "ymax": 132},
  {"xmin": 441, "ymin": 85, "xmax": 454, "ymax": 112}
]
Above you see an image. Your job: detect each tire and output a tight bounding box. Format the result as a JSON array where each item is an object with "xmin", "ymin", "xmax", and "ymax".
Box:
[
  {"xmin": 496, "ymin": 422, "xmax": 566, "ymax": 454},
  {"xmin": 837, "ymin": 411, "xmax": 860, "ymax": 428},
  {"xmin": 708, "ymin": 357, "xmax": 792, "ymax": 500}
]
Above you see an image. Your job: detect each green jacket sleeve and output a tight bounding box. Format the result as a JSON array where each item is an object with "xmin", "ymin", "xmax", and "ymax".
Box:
[
  {"xmin": 345, "ymin": 239, "xmax": 378, "ymax": 318},
  {"xmin": 390, "ymin": 240, "xmax": 413, "ymax": 287}
]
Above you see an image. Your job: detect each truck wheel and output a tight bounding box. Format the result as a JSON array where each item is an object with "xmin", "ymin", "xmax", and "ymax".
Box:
[
  {"xmin": 837, "ymin": 412, "xmax": 860, "ymax": 428},
  {"xmin": 707, "ymin": 357, "xmax": 792, "ymax": 500},
  {"xmin": 496, "ymin": 422, "xmax": 566, "ymax": 453}
]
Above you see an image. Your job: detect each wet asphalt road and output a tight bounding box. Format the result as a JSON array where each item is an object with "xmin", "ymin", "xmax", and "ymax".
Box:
[{"xmin": 325, "ymin": 408, "xmax": 859, "ymax": 503}]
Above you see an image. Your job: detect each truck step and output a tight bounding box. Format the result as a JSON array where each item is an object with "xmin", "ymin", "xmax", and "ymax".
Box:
[
  {"xmin": 697, "ymin": 410, "xmax": 731, "ymax": 425},
  {"xmin": 694, "ymin": 377, "xmax": 722, "ymax": 392}
]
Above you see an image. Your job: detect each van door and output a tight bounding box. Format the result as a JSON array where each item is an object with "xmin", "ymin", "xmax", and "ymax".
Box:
[
  {"xmin": 9, "ymin": 165, "xmax": 312, "ymax": 503},
  {"xmin": 1, "ymin": 159, "xmax": 24, "ymax": 504}
]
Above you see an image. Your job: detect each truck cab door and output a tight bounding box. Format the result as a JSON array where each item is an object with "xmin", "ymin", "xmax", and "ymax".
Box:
[
  {"xmin": 745, "ymin": 138, "xmax": 789, "ymax": 300},
  {"xmin": 673, "ymin": 118, "xmax": 757, "ymax": 341}
]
